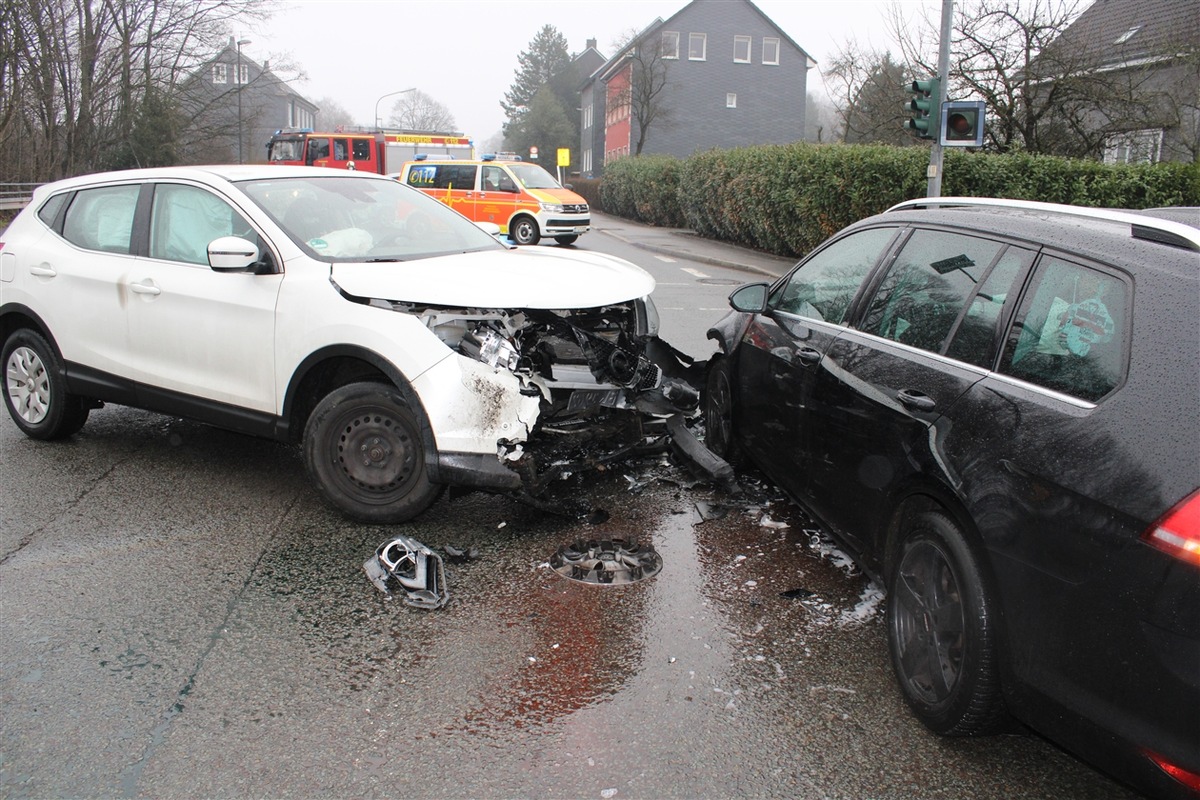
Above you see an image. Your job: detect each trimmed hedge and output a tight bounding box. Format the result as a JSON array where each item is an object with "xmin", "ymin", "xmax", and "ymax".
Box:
[
  {"xmin": 598, "ymin": 155, "xmax": 687, "ymax": 227},
  {"xmin": 602, "ymin": 143, "xmax": 1200, "ymax": 258}
]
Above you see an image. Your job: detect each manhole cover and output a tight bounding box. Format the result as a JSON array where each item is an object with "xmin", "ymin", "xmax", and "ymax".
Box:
[
  {"xmin": 698, "ymin": 278, "xmax": 742, "ymax": 286},
  {"xmin": 550, "ymin": 538, "xmax": 663, "ymax": 585}
]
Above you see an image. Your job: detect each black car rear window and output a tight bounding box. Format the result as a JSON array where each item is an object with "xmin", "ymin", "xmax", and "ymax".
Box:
[{"xmin": 1001, "ymin": 255, "xmax": 1128, "ymax": 402}]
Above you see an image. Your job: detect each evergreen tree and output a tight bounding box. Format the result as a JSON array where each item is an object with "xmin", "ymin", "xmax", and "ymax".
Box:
[
  {"xmin": 502, "ymin": 25, "xmax": 573, "ymax": 143},
  {"xmin": 505, "ymin": 85, "xmax": 575, "ymax": 164}
]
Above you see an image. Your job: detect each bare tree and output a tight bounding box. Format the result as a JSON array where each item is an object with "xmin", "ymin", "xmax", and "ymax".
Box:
[
  {"xmin": 881, "ymin": 0, "xmax": 1187, "ymax": 157},
  {"xmin": 824, "ymin": 42, "xmax": 917, "ymax": 145},
  {"xmin": 608, "ymin": 28, "xmax": 673, "ymax": 156},
  {"xmin": 388, "ymin": 90, "xmax": 457, "ymax": 132},
  {"xmin": 1, "ymin": 0, "xmax": 275, "ymax": 181},
  {"xmin": 314, "ymin": 96, "xmax": 355, "ymax": 130}
]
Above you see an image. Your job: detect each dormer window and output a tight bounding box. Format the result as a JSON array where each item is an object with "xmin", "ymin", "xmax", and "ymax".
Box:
[
  {"xmin": 1114, "ymin": 25, "xmax": 1141, "ymax": 44},
  {"xmin": 212, "ymin": 63, "xmax": 228, "ymax": 84}
]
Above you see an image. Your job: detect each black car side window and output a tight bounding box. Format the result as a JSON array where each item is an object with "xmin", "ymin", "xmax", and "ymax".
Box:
[
  {"xmin": 860, "ymin": 229, "xmax": 1004, "ymax": 354},
  {"xmin": 769, "ymin": 227, "xmax": 897, "ymax": 324},
  {"xmin": 1001, "ymin": 256, "xmax": 1127, "ymax": 402}
]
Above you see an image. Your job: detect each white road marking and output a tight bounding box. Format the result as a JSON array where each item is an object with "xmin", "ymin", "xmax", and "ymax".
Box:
[
  {"xmin": 654, "ymin": 254, "xmax": 677, "ymax": 263},
  {"xmin": 682, "ymin": 267, "xmax": 709, "ymax": 278}
]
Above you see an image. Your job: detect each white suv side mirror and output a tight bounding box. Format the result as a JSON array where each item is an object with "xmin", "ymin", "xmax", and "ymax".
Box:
[{"xmin": 207, "ymin": 236, "xmax": 259, "ymax": 271}]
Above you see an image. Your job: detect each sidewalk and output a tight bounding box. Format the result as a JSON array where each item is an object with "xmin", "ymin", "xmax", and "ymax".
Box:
[{"xmin": 590, "ymin": 211, "xmax": 795, "ymax": 279}]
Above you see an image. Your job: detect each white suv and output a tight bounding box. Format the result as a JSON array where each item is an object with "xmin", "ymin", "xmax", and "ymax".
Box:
[{"xmin": 1, "ymin": 166, "xmax": 692, "ymax": 522}]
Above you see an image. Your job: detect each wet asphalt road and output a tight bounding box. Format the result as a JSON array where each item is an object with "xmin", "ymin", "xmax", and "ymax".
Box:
[{"xmin": 0, "ymin": 229, "xmax": 1143, "ymax": 799}]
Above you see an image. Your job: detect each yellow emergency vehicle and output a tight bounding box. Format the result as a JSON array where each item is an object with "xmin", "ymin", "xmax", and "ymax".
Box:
[{"xmin": 398, "ymin": 156, "xmax": 590, "ymax": 246}]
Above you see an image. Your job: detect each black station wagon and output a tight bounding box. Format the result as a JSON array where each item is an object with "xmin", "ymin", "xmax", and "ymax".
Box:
[{"xmin": 704, "ymin": 198, "xmax": 1199, "ymax": 799}]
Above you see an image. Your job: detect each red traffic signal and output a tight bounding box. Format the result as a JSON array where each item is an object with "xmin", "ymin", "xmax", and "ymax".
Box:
[{"xmin": 940, "ymin": 101, "xmax": 986, "ymax": 147}]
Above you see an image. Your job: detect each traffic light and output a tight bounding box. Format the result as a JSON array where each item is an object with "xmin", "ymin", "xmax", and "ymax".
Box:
[
  {"xmin": 906, "ymin": 77, "xmax": 940, "ymax": 139},
  {"xmin": 940, "ymin": 101, "xmax": 986, "ymax": 147}
]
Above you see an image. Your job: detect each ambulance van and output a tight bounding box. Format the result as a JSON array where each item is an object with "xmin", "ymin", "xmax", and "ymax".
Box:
[{"xmin": 398, "ymin": 156, "xmax": 589, "ymax": 246}]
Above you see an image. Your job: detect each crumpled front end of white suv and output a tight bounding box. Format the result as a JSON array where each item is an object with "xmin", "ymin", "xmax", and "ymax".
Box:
[{"xmin": 366, "ymin": 292, "xmax": 708, "ymax": 497}]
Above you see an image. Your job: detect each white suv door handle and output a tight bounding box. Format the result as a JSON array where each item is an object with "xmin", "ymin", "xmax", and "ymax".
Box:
[
  {"xmin": 130, "ymin": 281, "xmax": 161, "ymax": 296},
  {"xmin": 29, "ymin": 266, "xmax": 56, "ymax": 277}
]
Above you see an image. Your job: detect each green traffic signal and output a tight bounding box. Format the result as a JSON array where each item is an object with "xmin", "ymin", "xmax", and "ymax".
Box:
[{"xmin": 905, "ymin": 77, "xmax": 940, "ymax": 139}]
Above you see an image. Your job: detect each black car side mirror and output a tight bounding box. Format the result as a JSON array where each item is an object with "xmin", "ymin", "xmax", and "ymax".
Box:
[{"xmin": 728, "ymin": 283, "xmax": 769, "ymax": 314}]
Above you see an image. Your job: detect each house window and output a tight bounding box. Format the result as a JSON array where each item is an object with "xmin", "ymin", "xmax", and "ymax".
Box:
[
  {"xmin": 1103, "ymin": 129, "xmax": 1162, "ymax": 164},
  {"xmin": 237, "ymin": 64, "xmax": 249, "ymax": 84},
  {"xmin": 734, "ymin": 35, "xmax": 751, "ymax": 63},
  {"xmin": 726, "ymin": 93, "xmax": 737, "ymax": 108},
  {"xmin": 212, "ymin": 63, "xmax": 228, "ymax": 84},
  {"xmin": 689, "ymin": 32, "xmax": 706, "ymax": 61},
  {"xmin": 662, "ymin": 31, "xmax": 679, "ymax": 59},
  {"xmin": 1114, "ymin": 25, "xmax": 1142, "ymax": 44},
  {"xmin": 763, "ymin": 37, "xmax": 780, "ymax": 65}
]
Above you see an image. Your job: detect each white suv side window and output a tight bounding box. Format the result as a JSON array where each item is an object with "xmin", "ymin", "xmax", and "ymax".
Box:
[
  {"xmin": 149, "ymin": 184, "xmax": 257, "ymax": 266},
  {"xmin": 61, "ymin": 185, "xmax": 139, "ymax": 254}
]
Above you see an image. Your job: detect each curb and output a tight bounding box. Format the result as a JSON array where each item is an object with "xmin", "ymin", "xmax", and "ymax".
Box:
[{"xmin": 593, "ymin": 221, "xmax": 792, "ymax": 279}]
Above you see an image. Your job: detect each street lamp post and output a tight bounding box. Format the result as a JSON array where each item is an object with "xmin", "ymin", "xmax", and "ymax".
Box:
[
  {"xmin": 237, "ymin": 38, "xmax": 251, "ymax": 164},
  {"xmin": 374, "ymin": 87, "xmax": 416, "ymax": 130}
]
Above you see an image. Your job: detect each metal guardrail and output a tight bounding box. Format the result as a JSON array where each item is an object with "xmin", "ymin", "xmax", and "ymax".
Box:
[{"xmin": 0, "ymin": 183, "xmax": 41, "ymax": 211}]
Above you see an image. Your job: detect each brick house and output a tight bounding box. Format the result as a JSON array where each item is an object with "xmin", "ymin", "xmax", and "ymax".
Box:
[
  {"xmin": 178, "ymin": 38, "xmax": 319, "ymax": 165},
  {"xmin": 579, "ymin": 0, "xmax": 815, "ymax": 172}
]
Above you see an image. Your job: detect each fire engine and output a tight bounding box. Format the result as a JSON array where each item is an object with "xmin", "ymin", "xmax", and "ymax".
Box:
[{"xmin": 266, "ymin": 129, "xmax": 474, "ymax": 174}]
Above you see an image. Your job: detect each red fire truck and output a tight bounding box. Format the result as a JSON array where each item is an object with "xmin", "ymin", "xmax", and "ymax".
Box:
[{"xmin": 266, "ymin": 129, "xmax": 474, "ymax": 174}]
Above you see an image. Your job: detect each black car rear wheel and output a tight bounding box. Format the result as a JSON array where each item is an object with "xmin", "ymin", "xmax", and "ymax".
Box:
[{"xmin": 887, "ymin": 511, "xmax": 1007, "ymax": 736}]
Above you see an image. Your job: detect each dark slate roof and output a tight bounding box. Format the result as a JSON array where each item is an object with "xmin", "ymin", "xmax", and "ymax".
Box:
[{"xmin": 1053, "ymin": 0, "xmax": 1199, "ymax": 67}]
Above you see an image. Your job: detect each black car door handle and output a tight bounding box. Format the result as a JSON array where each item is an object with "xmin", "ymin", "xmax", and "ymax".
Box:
[
  {"xmin": 796, "ymin": 347, "xmax": 821, "ymax": 365},
  {"xmin": 897, "ymin": 389, "xmax": 936, "ymax": 411}
]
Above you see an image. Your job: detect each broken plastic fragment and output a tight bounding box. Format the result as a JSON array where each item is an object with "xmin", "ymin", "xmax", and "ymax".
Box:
[{"xmin": 363, "ymin": 535, "xmax": 449, "ymax": 610}]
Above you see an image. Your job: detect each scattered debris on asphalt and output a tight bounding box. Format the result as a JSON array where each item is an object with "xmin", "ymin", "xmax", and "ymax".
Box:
[
  {"xmin": 363, "ymin": 535, "xmax": 450, "ymax": 609},
  {"xmin": 550, "ymin": 537, "xmax": 663, "ymax": 585}
]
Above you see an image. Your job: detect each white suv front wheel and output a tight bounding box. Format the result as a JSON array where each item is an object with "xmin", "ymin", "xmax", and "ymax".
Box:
[{"xmin": 303, "ymin": 382, "xmax": 443, "ymax": 523}]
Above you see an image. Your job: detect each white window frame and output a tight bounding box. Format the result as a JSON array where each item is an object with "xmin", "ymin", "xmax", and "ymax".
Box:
[
  {"xmin": 689, "ymin": 32, "xmax": 707, "ymax": 61},
  {"xmin": 237, "ymin": 64, "xmax": 249, "ymax": 84},
  {"xmin": 734, "ymin": 35, "xmax": 751, "ymax": 64},
  {"xmin": 661, "ymin": 31, "xmax": 680, "ymax": 59},
  {"xmin": 763, "ymin": 37, "xmax": 780, "ymax": 65},
  {"xmin": 1103, "ymin": 128, "xmax": 1162, "ymax": 164},
  {"xmin": 726, "ymin": 93, "xmax": 737, "ymax": 108},
  {"xmin": 212, "ymin": 63, "xmax": 228, "ymax": 84}
]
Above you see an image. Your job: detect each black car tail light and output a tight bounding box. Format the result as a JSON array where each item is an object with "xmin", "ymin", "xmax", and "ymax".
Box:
[
  {"xmin": 1143, "ymin": 749, "xmax": 1200, "ymax": 792},
  {"xmin": 1142, "ymin": 489, "xmax": 1200, "ymax": 568}
]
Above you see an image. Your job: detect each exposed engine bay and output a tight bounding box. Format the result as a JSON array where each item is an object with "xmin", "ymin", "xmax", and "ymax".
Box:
[{"xmin": 369, "ymin": 296, "xmax": 734, "ymax": 501}]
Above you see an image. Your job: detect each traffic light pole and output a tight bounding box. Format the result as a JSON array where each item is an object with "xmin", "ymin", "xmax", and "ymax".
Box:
[{"xmin": 926, "ymin": 0, "xmax": 954, "ymax": 198}]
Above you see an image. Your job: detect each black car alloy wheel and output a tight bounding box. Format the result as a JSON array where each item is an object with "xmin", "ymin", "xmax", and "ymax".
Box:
[{"xmin": 887, "ymin": 511, "xmax": 1007, "ymax": 736}]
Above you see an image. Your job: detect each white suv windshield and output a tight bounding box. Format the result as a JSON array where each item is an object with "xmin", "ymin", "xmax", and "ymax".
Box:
[{"xmin": 238, "ymin": 175, "xmax": 502, "ymax": 261}]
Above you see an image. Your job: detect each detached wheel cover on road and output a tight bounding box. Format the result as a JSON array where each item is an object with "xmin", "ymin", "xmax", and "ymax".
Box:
[{"xmin": 304, "ymin": 382, "xmax": 442, "ymax": 523}]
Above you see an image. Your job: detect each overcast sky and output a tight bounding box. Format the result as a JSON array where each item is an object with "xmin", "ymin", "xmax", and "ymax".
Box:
[{"xmin": 246, "ymin": 0, "xmax": 939, "ymax": 141}]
